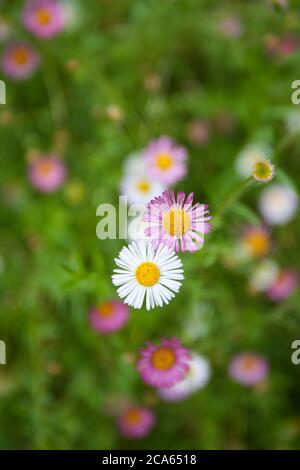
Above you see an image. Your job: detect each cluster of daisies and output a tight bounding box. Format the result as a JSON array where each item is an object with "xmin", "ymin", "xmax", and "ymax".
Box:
[
  {"xmin": 1, "ymin": 0, "xmax": 71, "ymax": 81},
  {"xmin": 113, "ymin": 136, "xmax": 211, "ymax": 310},
  {"xmin": 89, "ymin": 300, "xmax": 269, "ymax": 439},
  {"xmin": 226, "ymin": 143, "xmax": 299, "ymax": 302}
]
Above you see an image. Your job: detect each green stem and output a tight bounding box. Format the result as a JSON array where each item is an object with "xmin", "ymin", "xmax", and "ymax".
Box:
[{"xmin": 214, "ymin": 177, "xmax": 253, "ymax": 221}]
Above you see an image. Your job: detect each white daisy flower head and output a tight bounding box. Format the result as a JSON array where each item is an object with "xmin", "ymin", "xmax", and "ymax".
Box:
[
  {"xmin": 121, "ymin": 153, "xmax": 165, "ymax": 205},
  {"xmin": 158, "ymin": 353, "xmax": 211, "ymax": 402},
  {"xmin": 235, "ymin": 143, "xmax": 272, "ymax": 178},
  {"xmin": 112, "ymin": 240, "xmax": 184, "ymax": 310},
  {"xmin": 249, "ymin": 259, "xmax": 279, "ymax": 292},
  {"xmin": 259, "ymin": 183, "xmax": 298, "ymax": 225}
]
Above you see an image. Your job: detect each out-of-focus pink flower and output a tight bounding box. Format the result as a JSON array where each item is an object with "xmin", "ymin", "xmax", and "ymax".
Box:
[
  {"xmin": 89, "ymin": 301, "xmax": 129, "ymax": 334},
  {"xmin": 137, "ymin": 338, "xmax": 191, "ymax": 389},
  {"xmin": 266, "ymin": 270, "xmax": 298, "ymax": 302},
  {"xmin": 2, "ymin": 42, "xmax": 40, "ymax": 80},
  {"xmin": 218, "ymin": 16, "xmax": 243, "ymax": 39},
  {"xmin": 143, "ymin": 136, "xmax": 187, "ymax": 186},
  {"xmin": 117, "ymin": 406, "xmax": 155, "ymax": 439},
  {"xmin": 186, "ymin": 120, "xmax": 210, "ymax": 146},
  {"xmin": 265, "ymin": 34, "xmax": 300, "ymax": 60},
  {"xmin": 229, "ymin": 353, "xmax": 268, "ymax": 387},
  {"xmin": 28, "ymin": 155, "xmax": 66, "ymax": 192},
  {"xmin": 23, "ymin": 0, "xmax": 65, "ymax": 39}
]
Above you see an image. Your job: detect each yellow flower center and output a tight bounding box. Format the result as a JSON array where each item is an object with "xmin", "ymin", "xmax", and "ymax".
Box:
[
  {"xmin": 136, "ymin": 179, "xmax": 150, "ymax": 193},
  {"xmin": 252, "ymin": 160, "xmax": 274, "ymax": 182},
  {"xmin": 38, "ymin": 160, "xmax": 54, "ymax": 176},
  {"xmin": 125, "ymin": 408, "xmax": 141, "ymax": 425},
  {"xmin": 244, "ymin": 230, "xmax": 269, "ymax": 257},
  {"xmin": 156, "ymin": 153, "xmax": 173, "ymax": 171},
  {"xmin": 162, "ymin": 208, "xmax": 191, "ymax": 237},
  {"xmin": 135, "ymin": 262, "xmax": 160, "ymax": 287},
  {"xmin": 13, "ymin": 48, "xmax": 29, "ymax": 65},
  {"xmin": 242, "ymin": 357, "xmax": 258, "ymax": 372},
  {"xmin": 151, "ymin": 347, "xmax": 176, "ymax": 371},
  {"xmin": 36, "ymin": 8, "xmax": 52, "ymax": 26},
  {"xmin": 98, "ymin": 302, "xmax": 114, "ymax": 317}
]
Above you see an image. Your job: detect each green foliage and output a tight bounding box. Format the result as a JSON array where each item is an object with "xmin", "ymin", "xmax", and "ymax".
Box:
[{"xmin": 1, "ymin": 0, "xmax": 300, "ymax": 450}]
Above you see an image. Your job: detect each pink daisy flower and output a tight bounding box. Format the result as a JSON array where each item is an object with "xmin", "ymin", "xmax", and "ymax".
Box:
[
  {"xmin": 266, "ymin": 269, "xmax": 298, "ymax": 302},
  {"xmin": 2, "ymin": 42, "xmax": 40, "ymax": 81},
  {"xmin": 23, "ymin": 0, "xmax": 64, "ymax": 39},
  {"xmin": 117, "ymin": 406, "xmax": 155, "ymax": 439},
  {"xmin": 145, "ymin": 190, "xmax": 211, "ymax": 253},
  {"xmin": 89, "ymin": 301, "xmax": 129, "ymax": 334},
  {"xmin": 28, "ymin": 155, "xmax": 66, "ymax": 193},
  {"xmin": 229, "ymin": 353, "xmax": 268, "ymax": 387},
  {"xmin": 137, "ymin": 338, "xmax": 191, "ymax": 389},
  {"xmin": 143, "ymin": 136, "xmax": 187, "ymax": 185}
]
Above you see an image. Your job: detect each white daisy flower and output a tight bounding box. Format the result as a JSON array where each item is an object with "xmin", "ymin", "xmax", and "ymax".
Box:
[
  {"xmin": 249, "ymin": 259, "xmax": 279, "ymax": 292},
  {"xmin": 112, "ymin": 240, "xmax": 184, "ymax": 310},
  {"xmin": 259, "ymin": 183, "xmax": 298, "ymax": 225},
  {"xmin": 121, "ymin": 154, "xmax": 165, "ymax": 205},
  {"xmin": 158, "ymin": 353, "xmax": 211, "ymax": 402},
  {"xmin": 235, "ymin": 143, "xmax": 272, "ymax": 178}
]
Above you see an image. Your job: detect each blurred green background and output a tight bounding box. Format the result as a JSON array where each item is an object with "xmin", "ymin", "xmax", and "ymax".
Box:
[{"xmin": 1, "ymin": 0, "xmax": 300, "ymax": 450}]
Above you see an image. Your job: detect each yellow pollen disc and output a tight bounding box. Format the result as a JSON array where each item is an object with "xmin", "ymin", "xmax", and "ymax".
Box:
[
  {"xmin": 13, "ymin": 48, "xmax": 29, "ymax": 65},
  {"xmin": 151, "ymin": 347, "xmax": 176, "ymax": 371},
  {"xmin": 136, "ymin": 179, "xmax": 150, "ymax": 193},
  {"xmin": 36, "ymin": 8, "xmax": 52, "ymax": 26},
  {"xmin": 242, "ymin": 357, "xmax": 257, "ymax": 371},
  {"xmin": 162, "ymin": 208, "xmax": 191, "ymax": 237},
  {"xmin": 125, "ymin": 409, "xmax": 141, "ymax": 425},
  {"xmin": 252, "ymin": 160, "xmax": 274, "ymax": 182},
  {"xmin": 38, "ymin": 160, "xmax": 54, "ymax": 176},
  {"xmin": 244, "ymin": 231, "xmax": 269, "ymax": 257},
  {"xmin": 135, "ymin": 262, "xmax": 160, "ymax": 287},
  {"xmin": 98, "ymin": 302, "xmax": 114, "ymax": 317},
  {"xmin": 156, "ymin": 153, "xmax": 173, "ymax": 171}
]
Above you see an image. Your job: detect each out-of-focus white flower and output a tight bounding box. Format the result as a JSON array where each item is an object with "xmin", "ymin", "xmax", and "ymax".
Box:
[
  {"xmin": 259, "ymin": 183, "xmax": 298, "ymax": 225},
  {"xmin": 235, "ymin": 144, "xmax": 272, "ymax": 178},
  {"xmin": 121, "ymin": 154, "xmax": 165, "ymax": 205},
  {"xmin": 61, "ymin": 0, "xmax": 81, "ymax": 31},
  {"xmin": 249, "ymin": 259, "xmax": 279, "ymax": 292},
  {"xmin": 158, "ymin": 353, "xmax": 211, "ymax": 402},
  {"xmin": 285, "ymin": 111, "xmax": 300, "ymax": 134}
]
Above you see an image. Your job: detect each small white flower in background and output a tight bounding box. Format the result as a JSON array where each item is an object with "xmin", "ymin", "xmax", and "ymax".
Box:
[
  {"xmin": 259, "ymin": 183, "xmax": 298, "ymax": 225},
  {"xmin": 158, "ymin": 353, "xmax": 211, "ymax": 402},
  {"xmin": 285, "ymin": 110, "xmax": 300, "ymax": 134},
  {"xmin": 121, "ymin": 154, "xmax": 165, "ymax": 205},
  {"xmin": 112, "ymin": 241, "xmax": 184, "ymax": 310},
  {"xmin": 249, "ymin": 259, "xmax": 279, "ymax": 292},
  {"xmin": 235, "ymin": 143, "xmax": 272, "ymax": 178},
  {"xmin": 60, "ymin": 0, "xmax": 81, "ymax": 31}
]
